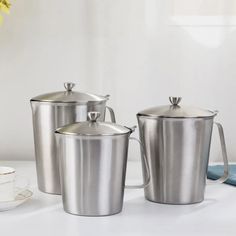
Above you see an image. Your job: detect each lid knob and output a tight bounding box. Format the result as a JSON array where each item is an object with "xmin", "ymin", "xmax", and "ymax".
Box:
[
  {"xmin": 88, "ymin": 112, "xmax": 101, "ymax": 122},
  {"xmin": 64, "ymin": 82, "xmax": 75, "ymax": 92},
  {"xmin": 169, "ymin": 96, "xmax": 182, "ymax": 106}
]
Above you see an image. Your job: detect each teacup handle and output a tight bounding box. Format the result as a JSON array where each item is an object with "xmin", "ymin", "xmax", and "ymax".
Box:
[
  {"xmin": 209, "ymin": 122, "xmax": 229, "ymax": 184},
  {"xmin": 14, "ymin": 175, "xmax": 30, "ymax": 195},
  {"xmin": 125, "ymin": 137, "xmax": 150, "ymax": 189}
]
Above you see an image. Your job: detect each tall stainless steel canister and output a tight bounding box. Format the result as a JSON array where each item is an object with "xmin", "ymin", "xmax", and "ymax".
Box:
[
  {"xmin": 30, "ymin": 83, "xmax": 116, "ymax": 194},
  {"xmin": 55, "ymin": 112, "xmax": 150, "ymax": 216},
  {"xmin": 137, "ymin": 97, "xmax": 229, "ymax": 204}
]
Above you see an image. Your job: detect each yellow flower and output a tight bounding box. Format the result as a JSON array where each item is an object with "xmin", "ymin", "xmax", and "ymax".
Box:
[{"xmin": 0, "ymin": 0, "xmax": 11, "ymax": 24}]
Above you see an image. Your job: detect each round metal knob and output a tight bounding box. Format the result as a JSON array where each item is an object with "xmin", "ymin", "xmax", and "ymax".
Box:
[
  {"xmin": 88, "ymin": 112, "xmax": 101, "ymax": 122},
  {"xmin": 169, "ymin": 97, "xmax": 182, "ymax": 106},
  {"xmin": 64, "ymin": 82, "xmax": 75, "ymax": 92}
]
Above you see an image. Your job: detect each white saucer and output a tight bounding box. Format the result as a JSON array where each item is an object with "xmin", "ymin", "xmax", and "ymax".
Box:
[{"xmin": 0, "ymin": 189, "xmax": 33, "ymax": 212}]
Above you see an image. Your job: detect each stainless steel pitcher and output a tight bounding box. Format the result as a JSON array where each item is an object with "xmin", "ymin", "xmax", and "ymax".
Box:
[
  {"xmin": 55, "ymin": 111, "xmax": 150, "ymax": 216},
  {"xmin": 137, "ymin": 97, "xmax": 229, "ymax": 204},
  {"xmin": 30, "ymin": 83, "xmax": 116, "ymax": 194}
]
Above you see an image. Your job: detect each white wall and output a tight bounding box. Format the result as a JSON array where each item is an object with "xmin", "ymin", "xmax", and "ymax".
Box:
[{"xmin": 0, "ymin": 0, "xmax": 235, "ymax": 161}]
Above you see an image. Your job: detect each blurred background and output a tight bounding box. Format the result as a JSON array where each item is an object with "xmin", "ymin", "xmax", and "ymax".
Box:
[{"xmin": 0, "ymin": 0, "xmax": 235, "ymax": 161}]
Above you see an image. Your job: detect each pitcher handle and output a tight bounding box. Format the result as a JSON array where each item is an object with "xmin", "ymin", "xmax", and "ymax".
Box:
[
  {"xmin": 125, "ymin": 137, "xmax": 150, "ymax": 189},
  {"xmin": 210, "ymin": 122, "xmax": 229, "ymax": 183},
  {"xmin": 106, "ymin": 106, "xmax": 116, "ymax": 123}
]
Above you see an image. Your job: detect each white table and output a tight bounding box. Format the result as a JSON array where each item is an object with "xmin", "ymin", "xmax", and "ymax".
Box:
[{"xmin": 0, "ymin": 161, "xmax": 235, "ymax": 236}]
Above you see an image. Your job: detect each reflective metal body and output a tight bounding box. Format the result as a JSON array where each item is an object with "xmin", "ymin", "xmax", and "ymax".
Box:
[
  {"xmin": 56, "ymin": 134, "xmax": 129, "ymax": 216},
  {"xmin": 30, "ymin": 83, "xmax": 115, "ymax": 194},
  {"xmin": 137, "ymin": 97, "xmax": 229, "ymax": 204},
  {"xmin": 55, "ymin": 112, "xmax": 150, "ymax": 216}
]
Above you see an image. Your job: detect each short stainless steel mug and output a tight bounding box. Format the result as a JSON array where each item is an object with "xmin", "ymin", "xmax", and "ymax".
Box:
[
  {"xmin": 55, "ymin": 111, "xmax": 150, "ymax": 216},
  {"xmin": 137, "ymin": 97, "xmax": 229, "ymax": 204},
  {"xmin": 30, "ymin": 83, "xmax": 116, "ymax": 194}
]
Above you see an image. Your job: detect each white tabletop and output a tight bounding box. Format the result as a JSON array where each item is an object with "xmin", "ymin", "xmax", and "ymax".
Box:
[{"xmin": 0, "ymin": 161, "xmax": 235, "ymax": 236}]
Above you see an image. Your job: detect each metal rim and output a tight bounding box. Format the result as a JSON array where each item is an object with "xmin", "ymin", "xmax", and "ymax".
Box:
[
  {"xmin": 136, "ymin": 112, "xmax": 217, "ymax": 119},
  {"xmin": 30, "ymin": 99, "xmax": 107, "ymax": 105},
  {"xmin": 55, "ymin": 130, "xmax": 131, "ymax": 137}
]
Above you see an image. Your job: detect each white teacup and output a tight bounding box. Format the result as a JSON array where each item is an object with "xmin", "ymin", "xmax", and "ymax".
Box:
[{"xmin": 0, "ymin": 166, "xmax": 29, "ymax": 202}]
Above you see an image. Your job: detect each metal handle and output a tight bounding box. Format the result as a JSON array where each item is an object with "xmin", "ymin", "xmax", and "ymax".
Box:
[
  {"xmin": 64, "ymin": 82, "xmax": 75, "ymax": 92},
  {"xmin": 210, "ymin": 122, "xmax": 229, "ymax": 183},
  {"xmin": 105, "ymin": 106, "xmax": 116, "ymax": 123},
  {"xmin": 125, "ymin": 137, "xmax": 150, "ymax": 189},
  {"xmin": 88, "ymin": 111, "xmax": 101, "ymax": 122},
  {"xmin": 169, "ymin": 96, "xmax": 182, "ymax": 106}
]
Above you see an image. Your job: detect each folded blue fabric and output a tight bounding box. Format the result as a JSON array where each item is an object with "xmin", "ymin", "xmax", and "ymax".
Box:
[{"xmin": 207, "ymin": 165, "xmax": 236, "ymax": 186}]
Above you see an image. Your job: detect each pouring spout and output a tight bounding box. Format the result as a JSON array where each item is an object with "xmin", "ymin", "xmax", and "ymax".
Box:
[{"xmin": 128, "ymin": 125, "xmax": 137, "ymax": 133}]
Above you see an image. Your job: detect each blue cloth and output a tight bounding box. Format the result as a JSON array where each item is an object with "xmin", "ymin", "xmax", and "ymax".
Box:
[{"xmin": 207, "ymin": 165, "xmax": 236, "ymax": 186}]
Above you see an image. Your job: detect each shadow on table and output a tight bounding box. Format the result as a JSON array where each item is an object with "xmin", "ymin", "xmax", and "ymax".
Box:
[{"xmin": 123, "ymin": 196, "xmax": 217, "ymax": 218}]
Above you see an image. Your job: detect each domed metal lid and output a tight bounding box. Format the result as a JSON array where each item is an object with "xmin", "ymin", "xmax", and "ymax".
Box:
[
  {"xmin": 55, "ymin": 112, "xmax": 132, "ymax": 136},
  {"xmin": 31, "ymin": 82, "xmax": 109, "ymax": 104},
  {"xmin": 137, "ymin": 97, "xmax": 217, "ymax": 118}
]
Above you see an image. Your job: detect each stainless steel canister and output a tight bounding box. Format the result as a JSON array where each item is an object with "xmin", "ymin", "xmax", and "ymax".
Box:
[
  {"xmin": 137, "ymin": 97, "xmax": 229, "ymax": 204},
  {"xmin": 30, "ymin": 83, "xmax": 116, "ymax": 194},
  {"xmin": 55, "ymin": 111, "xmax": 150, "ymax": 216}
]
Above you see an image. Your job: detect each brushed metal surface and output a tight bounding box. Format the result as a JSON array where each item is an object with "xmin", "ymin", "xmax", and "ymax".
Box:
[
  {"xmin": 56, "ymin": 134, "xmax": 129, "ymax": 216},
  {"xmin": 31, "ymin": 102, "xmax": 107, "ymax": 194},
  {"xmin": 137, "ymin": 97, "xmax": 216, "ymax": 118},
  {"xmin": 137, "ymin": 116, "xmax": 214, "ymax": 204},
  {"xmin": 55, "ymin": 115, "xmax": 150, "ymax": 216},
  {"xmin": 55, "ymin": 111, "xmax": 129, "ymax": 136},
  {"xmin": 31, "ymin": 82, "xmax": 108, "ymax": 104}
]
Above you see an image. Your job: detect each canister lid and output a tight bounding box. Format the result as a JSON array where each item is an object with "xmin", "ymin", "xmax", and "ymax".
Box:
[
  {"xmin": 137, "ymin": 97, "xmax": 216, "ymax": 118},
  {"xmin": 55, "ymin": 112, "xmax": 132, "ymax": 136},
  {"xmin": 30, "ymin": 82, "xmax": 109, "ymax": 104}
]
